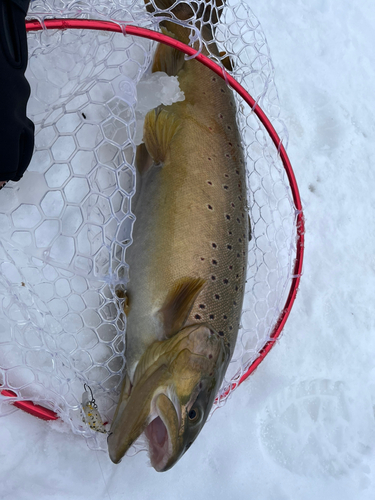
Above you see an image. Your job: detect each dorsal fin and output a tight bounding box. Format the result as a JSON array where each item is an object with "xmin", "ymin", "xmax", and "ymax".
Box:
[{"xmin": 159, "ymin": 277, "xmax": 206, "ymax": 338}]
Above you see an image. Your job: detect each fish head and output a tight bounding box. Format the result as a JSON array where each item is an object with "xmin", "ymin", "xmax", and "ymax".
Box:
[
  {"xmin": 145, "ymin": 324, "xmax": 229, "ymax": 471},
  {"xmin": 107, "ymin": 324, "xmax": 229, "ymax": 471}
]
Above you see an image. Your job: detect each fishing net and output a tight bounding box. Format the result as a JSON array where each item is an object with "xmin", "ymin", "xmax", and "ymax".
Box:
[{"xmin": 0, "ymin": 0, "xmax": 302, "ymax": 453}]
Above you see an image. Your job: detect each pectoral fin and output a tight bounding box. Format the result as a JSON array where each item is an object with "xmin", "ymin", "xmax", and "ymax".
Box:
[
  {"xmin": 159, "ymin": 277, "xmax": 206, "ymax": 338},
  {"xmin": 108, "ymin": 364, "xmax": 168, "ymax": 464},
  {"xmin": 111, "ymin": 371, "xmax": 132, "ymax": 425},
  {"xmin": 143, "ymin": 108, "xmax": 181, "ymax": 164}
]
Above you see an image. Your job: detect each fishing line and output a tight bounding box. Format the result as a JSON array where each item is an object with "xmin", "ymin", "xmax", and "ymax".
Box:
[{"xmin": 95, "ymin": 449, "xmax": 112, "ymax": 500}]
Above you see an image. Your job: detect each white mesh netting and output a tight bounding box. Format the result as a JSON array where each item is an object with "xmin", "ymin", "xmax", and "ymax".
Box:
[{"xmin": 0, "ymin": 0, "xmax": 296, "ymax": 452}]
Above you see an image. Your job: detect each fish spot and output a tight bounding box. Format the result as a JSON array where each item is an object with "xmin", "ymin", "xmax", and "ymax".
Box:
[
  {"xmin": 211, "ymin": 275, "xmax": 216, "ymax": 281},
  {"xmin": 220, "ymin": 88, "xmax": 225, "ymax": 93},
  {"xmin": 228, "ymin": 231, "xmax": 232, "ymax": 235},
  {"xmin": 223, "ymin": 315, "xmax": 227, "ymax": 320},
  {"xmin": 208, "ymin": 354, "xmax": 213, "ymax": 359},
  {"xmin": 195, "ymin": 314, "xmax": 201, "ymax": 320},
  {"xmin": 229, "ymin": 265, "xmax": 233, "ymax": 270},
  {"xmin": 226, "ymin": 214, "xmax": 231, "ymax": 220},
  {"xmin": 199, "ymin": 304, "xmax": 206, "ymax": 309},
  {"xmin": 227, "ymin": 245, "xmax": 232, "ymax": 250},
  {"xmin": 231, "ymin": 203, "xmax": 235, "ymax": 208},
  {"xmin": 207, "ymin": 204, "xmax": 213, "ymax": 210},
  {"xmin": 227, "ymin": 126, "xmax": 232, "ymax": 130},
  {"xmin": 229, "ymin": 326, "xmax": 233, "ymax": 331},
  {"xmin": 228, "ymin": 142, "xmax": 232, "ymax": 147},
  {"xmin": 207, "ymin": 181, "xmax": 213, "ymax": 185},
  {"xmin": 208, "ymin": 157, "xmax": 212, "ymax": 161},
  {"xmin": 209, "ymin": 127, "xmax": 213, "ymax": 131},
  {"xmin": 236, "ymin": 218, "xmax": 240, "ymax": 223},
  {"xmin": 215, "ymin": 294, "xmax": 220, "ymax": 300},
  {"xmin": 239, "ymin": 238, "xmax": 242, "ymax": 243},
  {"xmin": 230, "ymin": 102, "xmax": 233, "ymax": 107},
  {"xmin": 218, "ymin": 331, "xmax": 224, "ymax": 336},
  {"xmin": 212, "ymin": 259, "xmax": 217, "ymax": 265},
  {"xmin": 224, "ymin": 174, "xmax": 229, "ymax": 178},
  {"xmin": 212, "ymin": 243, "xmax": 217, "ymax": 249},
  {"xmin": 209, "ymin": 314, "xmax": 215, "ymax": 319},
  {"xmin": 235, "ymin": 170, "xmax": 239, "ymax": 175},
  {"xmin": 237, "ymin": 253, "xmax": 240, "ymax": 258},
  {"xmin": 235, "ymin": 285, "xmax": 239, "ymax": 291},
  {"xmin": 233, "ymin": 300, "xmax": 237, "ymax": 306},
  {"xmin": 225, "ymin": 154, "xmax": 230, "ymax": 158},
  {"xmin": 223, "ymin": 185, "xmax": 229, "ymax": 190},
  {"xmin": 236, "ymin": 274, "xmax": 239, "ymax": 278},
  {"xmin": 201, "ymin": 257, "xmax": 205, "ymax": 261},
  {"xmin": 223, "ymin": 279, "xmax": 229, "ymax": 284},
  {"xmin": 212, "ymin": 77, "xmax": 217, "ymax": 82},
  {"xmin": 219, "ymin": 114, "xmax": 223, "ymax": 119}
]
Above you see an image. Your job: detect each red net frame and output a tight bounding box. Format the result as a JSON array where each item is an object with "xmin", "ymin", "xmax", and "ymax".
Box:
[{"xmin": 1, "ymin": 18, "xmax": 304, "ymax": 421}]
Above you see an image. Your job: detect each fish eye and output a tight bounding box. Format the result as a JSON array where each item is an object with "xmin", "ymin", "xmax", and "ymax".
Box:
[{"xmin": 188, "ymin": 408, "xmax": 199, "ymax": 422}]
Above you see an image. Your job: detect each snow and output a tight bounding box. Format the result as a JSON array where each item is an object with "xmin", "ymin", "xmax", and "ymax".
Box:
[{"xmin": 1, "ymin": 0, "xmax": 375, "ymax": 498}]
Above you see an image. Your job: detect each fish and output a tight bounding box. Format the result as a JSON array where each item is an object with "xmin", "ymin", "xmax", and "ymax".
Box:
[{"xmin": 107, "ymin": 0, "xmax": 249, "ymax": 471}]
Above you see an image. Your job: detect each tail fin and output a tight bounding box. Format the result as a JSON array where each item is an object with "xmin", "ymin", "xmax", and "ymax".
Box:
[{"xmin": 144, "ymin": 0, "xmax": 225, "ymax": 44}]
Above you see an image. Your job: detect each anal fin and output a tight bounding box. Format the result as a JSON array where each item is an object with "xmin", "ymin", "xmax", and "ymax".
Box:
[{"xmin": 143, "ymin": 108, "xmax": 181, "ymax": 164}]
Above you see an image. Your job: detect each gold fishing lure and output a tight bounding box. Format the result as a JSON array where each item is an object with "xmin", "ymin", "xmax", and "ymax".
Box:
[{"xmin": 82, "ymin": 384, "xmax": 107, "ymax": 434}]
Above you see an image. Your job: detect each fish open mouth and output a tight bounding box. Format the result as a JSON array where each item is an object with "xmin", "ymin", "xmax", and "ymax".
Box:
[
  {"xmin": 145, "ymin": 416, "xmax": 170, "ymax": 470},
  {"xmin": 144, "ymin": 392, "xmax": 180, "ymax": 472}
]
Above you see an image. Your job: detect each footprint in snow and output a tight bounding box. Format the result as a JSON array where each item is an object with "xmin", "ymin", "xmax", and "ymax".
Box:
[{"xmin": 258, "ymin": 379, "xmax": 374, "ymax": 479}]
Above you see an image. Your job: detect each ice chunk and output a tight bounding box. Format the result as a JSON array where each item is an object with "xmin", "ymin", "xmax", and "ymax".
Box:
[{"xmin": 136, "ymin": 72, "xmax": 185, "ymax": 113}]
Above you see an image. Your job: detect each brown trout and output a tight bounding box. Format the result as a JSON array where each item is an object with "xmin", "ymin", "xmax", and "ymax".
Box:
[{"xmin": 108, "ymin": 0, "xmax": 249, "ymax": 471}]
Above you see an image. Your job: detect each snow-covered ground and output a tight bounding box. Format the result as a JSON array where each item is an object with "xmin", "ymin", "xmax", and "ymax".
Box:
[{"xmin": 1, "ymin": 1, "xmax": 375, "ymax": 499}]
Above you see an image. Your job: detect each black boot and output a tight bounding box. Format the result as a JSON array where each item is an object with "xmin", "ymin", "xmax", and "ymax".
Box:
[{"xmin": 0, "ymin": 0, "xmax": 34, "ymax": 186}]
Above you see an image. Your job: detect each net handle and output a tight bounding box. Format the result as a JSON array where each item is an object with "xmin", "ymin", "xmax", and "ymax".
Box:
[{"xmin": 1, "ymin": 18, "xmax": 304, "ymax": 420}]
